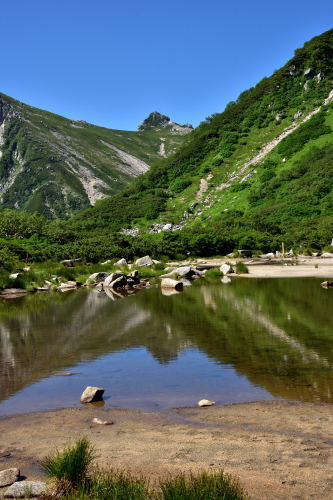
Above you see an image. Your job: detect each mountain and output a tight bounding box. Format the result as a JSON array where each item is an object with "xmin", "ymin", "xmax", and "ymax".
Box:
[
  {"xmin": 70, "ymin": 29, "xmax": 333, "ymax": 252},
  {"xmin": 0, "ymin": 97, "xmax": 191, "ymax": 218}
]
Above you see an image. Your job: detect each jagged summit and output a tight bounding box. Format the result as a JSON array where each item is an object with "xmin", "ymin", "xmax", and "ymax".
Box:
[{"xmin": 139, "ymin": 111, "xmax": 193, "ymax": 134}]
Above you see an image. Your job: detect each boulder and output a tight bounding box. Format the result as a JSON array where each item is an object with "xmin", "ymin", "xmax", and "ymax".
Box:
[
  {"xmin": 4, "ymin": 481, "xmax": 46, "ymax": 498},
  {"xmin": 293, "ymin": 111, "xmax": 303, "ymax": 120},
  {"xmin": 162, "ymin": 223, "xmax": 172, "ymax": 231},
  {"xmin": 87, "ymin": 272, "xmax": 109, "ymax": 283},
  {"xmin": 135, "ymin": 255, "xmax": 154, "ymax": 267},
  {"xmin": 126, "ymin": 276, "xmax": 140, "ymax": 287},
  {"xmin": 198, "ymin": 399, "xmax": 215, "ymax": 407},
  {"xmin": 161, "ymin": 279, "xmax": 184, "ymax": 291},
  {"xmin": 0, "ymin": 468, "xmax": 20, "ymax": 488},
  {"xmin": 80, "ymin": 386, "xmax": 104, "ymax": 403},
  {"xmin": 304, "ymin": 67, "xmax": 314, "ymax": 79},
  {"xmin": 110, "ymin": 275, "xmax": 128, "ymax": 289},
  {"xmin": 220, "ymin": 263, "xmax": 234, "ymax": 275},
  {"xmin": 9, "ymin": 273, "xmax": 22, "ymax": 279},
  {"xmin": 115, "ymin": 258, "xmax": 127, "ymax": 266},
  {"xmin": 103, "ymin": 273, "xmax": 123, "ymax": 287},
  {"xmin": 57, "ymin": 281, "xmax": 77, "ymax": 291},
  {"xmin": 321, "ymin": 252, "xmax": 333, "ymax": 258},
  {"xmin": 129, "ymin": 270, "xmax": 139, "ymax": 278}
]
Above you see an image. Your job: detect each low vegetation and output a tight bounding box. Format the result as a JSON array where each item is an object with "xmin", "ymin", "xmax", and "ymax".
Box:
[{"xmin": 40, "ymin": 438, "xmax": 246, "ymax": 499}]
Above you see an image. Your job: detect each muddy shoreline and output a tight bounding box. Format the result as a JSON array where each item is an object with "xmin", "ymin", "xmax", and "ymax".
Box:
[{"xmin": 1, "ymin": 400, "xmax": 333, "ymax": 499}]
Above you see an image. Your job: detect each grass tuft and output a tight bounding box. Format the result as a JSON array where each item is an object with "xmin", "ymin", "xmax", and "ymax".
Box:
[
  {"xmin": 235, "ymin": 262, "xmax": 249, "ymax": 274},
  {"xmin": 40, "ymin": 437, "xmax": 96, "ymax": 487},
  {"xmin": 160, "ymin": 470, "xmax": 246, "ymax": 500}
]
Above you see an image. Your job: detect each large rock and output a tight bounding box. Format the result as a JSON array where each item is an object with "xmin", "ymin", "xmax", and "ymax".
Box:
[
  {"xmin": 161, "ymin": 279, "xmax": 183, "ymax": 291},
  {"xmin": 220, "ymin": 264, "xmax": 234, "ymax": 275},
  {"xmin": 115, "ymin": 258, "xmax": 127, "ymax": 266},
  {"xmin": 87, "ymin": 272, "xmax": 109, "ymax": 283},
  {"xmin": 259, "ymin": 253, "xmax": 275, "ymax": 259},
  {"xmin": 135, "ymin": 255, "xmax": 154, "ymax": 267},
  {"xmin": 80, "ymin": 386, "xmax": 104, "ymax": 403},
  {"xmin": 103, "ymin": 273, "xmax": 123, "ymax": 287},
  {"xmin": 4, "ymin": 481, "xmax": 46, "ymax": 498},
  {"xmin": 321, "ymin": 252, "xmax": 333, "ymax": 258},
  {"xmin": 0, "ymin": 468, "xmax": 20, "ymax": 488},
  {"xmin": 110, "ymin": 275, "xmax": 128, "ymax": 289}
]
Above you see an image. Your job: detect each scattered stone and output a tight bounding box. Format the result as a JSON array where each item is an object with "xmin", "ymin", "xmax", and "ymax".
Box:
[
  {"xmin": 101, "ymin": 260, "xmax": 112, "ymax": 265},
  {"xmin": 92, "ymin": 417, "xmax": 113, "ymax": 425},
  {"xmin": 4, "ymin": 481, "xmax": 46, "ymax": 498},
  {"xmin": 0, "ymin": 468, "xmax": 19, "ymax": 488},
  {"xmin": 80, "ymin": 386, "xmax": 104, "ymax": 403},
  {"xmin": 115, "ymin": 258, "xmax": 127, "ymax": 266},
  {"xmin": 135, "ymin": 255, "xmax": 154, "ymax": 267},
  {"xmin": 198, "ymin": 399, "xmax": 215, "ymax": 407},
  {"xmin": 160, "ymin": 279, "xmax": 184, "ymax": 291},
  {"xmin": 220, "ymin": 263, "xmax": 234, "ymax": 275}
]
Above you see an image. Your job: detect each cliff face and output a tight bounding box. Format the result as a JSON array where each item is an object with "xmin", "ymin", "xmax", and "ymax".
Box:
[{"xmin": 0, "ymin": 96, "xmax": 191, "ymax": 218}]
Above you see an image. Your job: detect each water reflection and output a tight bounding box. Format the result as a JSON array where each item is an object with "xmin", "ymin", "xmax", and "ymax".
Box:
[{"xmin": 0, "ymin": 278, "xmax": 332, "ymax": 413}]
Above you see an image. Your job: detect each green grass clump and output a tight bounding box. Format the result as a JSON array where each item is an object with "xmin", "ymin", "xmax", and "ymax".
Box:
[
  {"xmin": 160, "ymin": 470, "xmax": 246, "ymax": 500},
  {"xmin": 64, "ymin": 469, "xmax": 148, "ymax": 500},
  {"xmin": 40, "ymin": 437, "xmax": 96, "ymax": 487},
  {"xmin": 235, "ymin": 262, "xmax": 249, "ymax": 274}
]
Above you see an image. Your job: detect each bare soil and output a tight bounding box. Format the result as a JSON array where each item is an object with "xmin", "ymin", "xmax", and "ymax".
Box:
[{"xmin": 1, "ymin": 401, "xmax": 333, "ymax": 499}]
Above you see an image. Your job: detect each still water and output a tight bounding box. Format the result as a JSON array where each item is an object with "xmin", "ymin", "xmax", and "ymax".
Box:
[{"xmin": 0, "ymin": 278, "xmax": 332, "ymax": 415}]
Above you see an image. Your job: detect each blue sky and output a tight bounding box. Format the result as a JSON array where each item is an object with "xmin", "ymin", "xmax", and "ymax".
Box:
[{"xmin": 2, "ymin": 1, "xmax": 333, "ymax": 130}]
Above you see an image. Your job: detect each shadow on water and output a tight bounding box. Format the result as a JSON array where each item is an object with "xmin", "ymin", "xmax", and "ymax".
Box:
[{"xmin": 0, "ymin": 278, "xmax": 332, "ymax": 412}]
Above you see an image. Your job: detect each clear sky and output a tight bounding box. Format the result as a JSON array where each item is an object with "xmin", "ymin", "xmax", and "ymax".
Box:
[{"xmin": 2, "ymin": 0, "xmax": 333, "ymax": 130}]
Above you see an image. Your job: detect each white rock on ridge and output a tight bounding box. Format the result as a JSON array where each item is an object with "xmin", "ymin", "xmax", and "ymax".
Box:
[
  {"xmin": 80, "ymin": 386, "xmax": 104, "ymax": 403},
  {"xmin": 0, "ymin": 468, "xmax": 20, "ymax": 488},
  {"xmin": 198, "ymin": 399, "xmax": 215, "ymax": 407},
  {"xmin": 4, "ymin": 481, "xmax": 46, "ymax": 498}
]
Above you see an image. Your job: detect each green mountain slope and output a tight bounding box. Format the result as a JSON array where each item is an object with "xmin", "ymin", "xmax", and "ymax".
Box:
[
  {"xmin": 70, "ymin": 29, "xmax": 333, "ymax": 252},
  {"xmin": 0, "ymin": 95, "xmax": 191, "ymax": 218}
]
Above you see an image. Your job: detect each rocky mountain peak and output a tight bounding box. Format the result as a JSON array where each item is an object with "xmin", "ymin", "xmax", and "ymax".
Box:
[{"xmin": 138, "ymin": 111, "xmax": 193, "ymax": 133}]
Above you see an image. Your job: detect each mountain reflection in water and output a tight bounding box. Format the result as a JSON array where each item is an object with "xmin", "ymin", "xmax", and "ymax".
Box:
[{"xmin": 0, "ymin": 278, "xmax": 332, "ymax": 414}]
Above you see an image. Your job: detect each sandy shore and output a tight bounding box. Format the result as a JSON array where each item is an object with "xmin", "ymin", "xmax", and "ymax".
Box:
[
  {"xmin": 186, "ymin": 256, "xmax": 333, "ymax": 279},
  {"xmin": 1, "ymin": 401, "xmax": 333, "ymax": 499}
]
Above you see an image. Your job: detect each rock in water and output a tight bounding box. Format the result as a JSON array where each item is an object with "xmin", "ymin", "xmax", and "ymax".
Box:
[
  {"xmin": 160, "ymin": 278, "xmax": 184, "ymax": 291},
  {"xmin": 80, "ymin": 386, "xmax": 104, "ymax": 403},
  {"xmin": 220, "ymin": 263, "xmax": 234, "ymax": 275},
  {"xmin": 4, "ymin": 481, "xmax": 46, "ymax": 498},
  {"xmin": 135, "ymin": 255, "xmax": 154, "ymax": 267},
  {"xmin": 198, "ymin": 399, "xmax": 215, "ymax": 407},
  {"xmin": 0, "ymin": 468, "xmax": 20, "ymax": 487}
]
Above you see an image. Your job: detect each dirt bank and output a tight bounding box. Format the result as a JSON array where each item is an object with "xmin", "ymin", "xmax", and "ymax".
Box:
[
  {"xmin": 1, "ymin": 401, "xmax": 333, "ymax": 499},
  {"xmin": 186, "ymin": 256, "xmax": 333, "ymax": 279}
]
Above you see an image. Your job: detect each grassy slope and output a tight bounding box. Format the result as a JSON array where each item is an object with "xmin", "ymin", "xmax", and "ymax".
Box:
[
  {"xmin": 70, "ymin": 29, "xmax": 333, "ymax": 250},
  {"xmin": 0, "ymin": 94, "xmax": 187, "ymax": 218}
]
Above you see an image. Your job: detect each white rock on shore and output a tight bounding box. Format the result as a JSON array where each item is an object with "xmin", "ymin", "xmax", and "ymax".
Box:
[
  {"xmin": 0, "ymin": 468, "xmax": 20, "ymax": 488},
  {"xmin": 80, "ymin": 386, "xmax": 104, "ymax": 403}
]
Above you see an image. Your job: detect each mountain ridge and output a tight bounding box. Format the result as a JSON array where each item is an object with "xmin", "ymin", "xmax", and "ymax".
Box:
[{"xmin": 0, "ymin": 94, "xmax": 191, "ymax": 218}]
